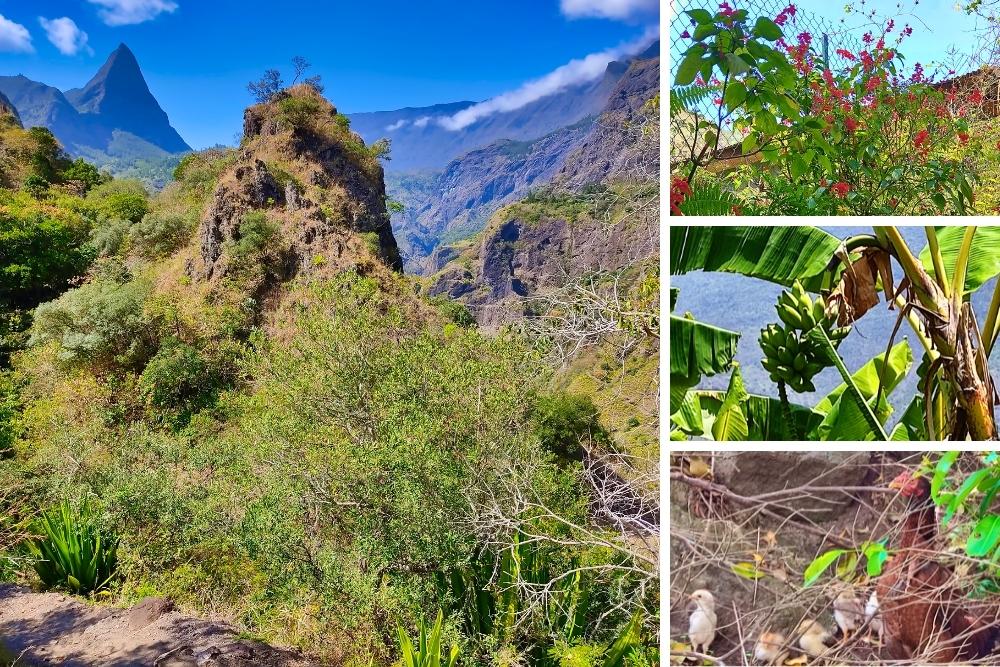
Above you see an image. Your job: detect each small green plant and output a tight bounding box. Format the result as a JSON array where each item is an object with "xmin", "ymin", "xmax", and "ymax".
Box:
[
  {"xmin": 24, "ymin": 500, "xmax": 119, "ymax": 594},
  {"xmin": 398, "ymin": 610, "xmax": 459, "ymax": 667}
]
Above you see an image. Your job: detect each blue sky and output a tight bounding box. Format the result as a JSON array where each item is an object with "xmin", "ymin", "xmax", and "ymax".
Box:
[{"xmin": 0, "ymin": 0, "xmax": 659, "ymax": 148}]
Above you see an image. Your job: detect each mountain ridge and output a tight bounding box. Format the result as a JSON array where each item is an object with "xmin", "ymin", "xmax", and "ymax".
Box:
[{"xmin": 0, "ymin": 44, "xmax": 190, "ymax": 185}]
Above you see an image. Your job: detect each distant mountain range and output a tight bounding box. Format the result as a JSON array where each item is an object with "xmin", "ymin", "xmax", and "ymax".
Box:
[
  {"xmin": 0, "ymin": 43, "xmax": 190, "ymax": 185},
  {"xmin": 350, "ymin": 40, "xmax": 660, "ymax": 272}
]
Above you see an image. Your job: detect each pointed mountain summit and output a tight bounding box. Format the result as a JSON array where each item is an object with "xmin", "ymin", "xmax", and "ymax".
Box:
[
  {"xmin": 0, "ymin": 43, "xmax": 189, "ymax": 186},
  {"xmin": 65, "ymin": 43, "xmax": 190, "ymax": 153}
]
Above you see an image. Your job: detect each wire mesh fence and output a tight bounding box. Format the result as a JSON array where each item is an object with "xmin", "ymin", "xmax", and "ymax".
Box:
[{"xmin": 669, "ymin": 0, "xmax": 863, "ymax": 162}]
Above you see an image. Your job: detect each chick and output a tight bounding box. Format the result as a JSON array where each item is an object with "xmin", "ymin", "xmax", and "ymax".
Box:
[
  {"xmin": 688, "ymin": 589, "xmax": 718, "ymax": 655},
  {"xmin": 833, "ymin": 588, "xmax": 865, "ymax": 641},
  {"xmin": 864, "ymin": 591, "xmax": 883, "ymax": 644},
  {"xmin": 797, "ymin": 618, "xmax": 834, "ymax": 658},
  {"xmin": 754, "ymin": 630, "xmax": 788, "ymax": 665}
]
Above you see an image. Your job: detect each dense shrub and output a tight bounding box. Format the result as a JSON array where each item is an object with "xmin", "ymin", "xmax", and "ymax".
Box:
[
  {"xmin": 139, "ymin": 339, "xmax": 217, "ymax": 422},
  {"xmin": 90, "ymin": 217, "xmax": 130, "ymax": 257},
  {"xmin": 128, "ymin": 210, "xmax": 193, "ymax": 258},
  {"xmin": 60, "ymin": 159, "xmax": 107, "ymax": 193},
  {"xmin": 29, "ymin": 269, "xmax": 156, "ymax": 369},
  {"xmin": 84, "ymin": 180, "xmax": 150, "ymax": 223},
  {"xmin": 532, "ymin": 392, "xmax": 608, "ymax": 460}
]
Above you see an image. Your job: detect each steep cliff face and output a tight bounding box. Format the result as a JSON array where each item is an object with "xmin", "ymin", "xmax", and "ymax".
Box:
[
  {"xmin": 392, "ymin": 122, "xmax": 589, "ymax": 272},
  {"xmin": 191, "ymin": 85, "xmax": 402, "ymax": 288},
  {"xmin": 386, "ymin": 45, "xmax": 660, "ymax": 273},
  {"xmin": 426, "ymin": 55, "xmax": 660, "ymax": 328}
]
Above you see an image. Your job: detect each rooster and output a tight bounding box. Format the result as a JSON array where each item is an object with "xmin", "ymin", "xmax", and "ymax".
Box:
[{"xmin": 876, "ymin": 470, "xmax": 999, "ymax": 662}]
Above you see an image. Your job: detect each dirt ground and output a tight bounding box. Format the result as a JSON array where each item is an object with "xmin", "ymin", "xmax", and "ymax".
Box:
[{"xmin": 0, "ymin": 584, "xmax": 314, "ymax": 666}]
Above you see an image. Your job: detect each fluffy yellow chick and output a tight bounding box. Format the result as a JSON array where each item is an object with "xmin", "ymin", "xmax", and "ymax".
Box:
[
  {"xmin": 833, "ymin": 588, "xmax": 865, "ymax": 641},
  {"xmin": 688, "ymin": 589, "xmax": 717, "ymax": 655},
  {"xmin": 796, "ymin": 618, "xmax": 834, "ymax": 658},
  {"xmin": 754, "ymin": 630, "xmax": 788, "ymax": 665}
]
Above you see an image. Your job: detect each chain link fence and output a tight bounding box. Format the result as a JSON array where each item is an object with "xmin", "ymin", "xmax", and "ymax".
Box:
[{"xmin": 670, "ymin": 0, "xmax": 863, "ymax": 161}]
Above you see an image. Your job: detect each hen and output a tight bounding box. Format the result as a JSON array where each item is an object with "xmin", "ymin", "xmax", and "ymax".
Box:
[{"xmin": 876, "ymin": 470, "xmax": 999, "ymax": 662}]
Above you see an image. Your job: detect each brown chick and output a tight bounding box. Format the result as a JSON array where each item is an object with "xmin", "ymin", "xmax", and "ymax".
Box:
[{"xmin": 754, "ymin": 630, "xmax": 789, "ymax": 665}]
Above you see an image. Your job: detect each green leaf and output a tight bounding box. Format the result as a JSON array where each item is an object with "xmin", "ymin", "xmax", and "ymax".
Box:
[
  {"xmin": 863, "ymin": 542, "xmax": 889, "ymax": 576},
  {"xmin": 752, "ymin": 17, "xmax": 783, "ymax": 40},
  {"xmin": 918, "ymin": 226, "xmax": 1000, "ymax": 294},
  {"xmin": 672, "ymin": 389, "xmax": 824, "ymax": 440},
  {"xmin": 669, "ymin": 315, "xmax": 740, "ymax": 389},
  {"xmin": 806, "ymin": 327, "xmax": 889, "ymax": 440},
  {"xmin": 731, "ymin": 561, "xmax": 764, "ymax": 579},
  {"xmin": 724, "ymin": 81, "xmax": 747, "ymax": 111},
  {"xmin": 676, "ymin": 45, "xmax": 708, "ymax": 86},
  {"xmin": 890, "ymin": 396, "xmax": 926, "ymax": 441},
  {"xmin": 686, "ymin": 9, "xmax": 714, "ymax": 24},
  {"xmin": 804, "ymin": 549, "xmax": 846, "ymax": 587},
  {"xmin": 725, "ymin": 53, "xmax": 751, "ymax": 76},
  {"xmin": 932, "ymin": 451, "xmax": 959, "ymax": 502},
  {"xmin": 670, "ymin": 226, "xmax": 842, "ymax": 289},
  {"xmin": 712, "ymin": 365, "xmax": 749, "ymax": 441},
  {"xmin": 967, "ymin": 514, "xmax": 1000, "ymax": 558},
  {"xmin": 943, "ymin": 469, "xmax": 991, "ymax": 525}
]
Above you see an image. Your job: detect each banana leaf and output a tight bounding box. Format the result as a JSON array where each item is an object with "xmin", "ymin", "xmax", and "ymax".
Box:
[
  {"xmin": 806, "ymin": 328, "xmax": 891, "ymax": 440},
  {"xmin": 711, "ymin": 363, "xmax": 749, "ymax": 441},
  {"xmin": 669, "ymin": 315, "xmax": 740, "ymax": 388},
  {"xmin": 671, "ymin": 385, "xmax": 825, "ymax": 441},
  {"xmin": 670, "ymin": 225, "xmax": 841, "ymax": 290},
  {"xmin": 890, "ymin": 396, "xmax": 927, "ymax": 441},
  {"xmin": 919, "ymin": 226, "xmax": 1000, "ymax": 294}
]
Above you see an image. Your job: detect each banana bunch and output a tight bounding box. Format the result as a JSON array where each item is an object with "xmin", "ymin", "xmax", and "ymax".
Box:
[
  {"xmin": 758, "ymin": 281, "xmax": 852, "ymax": 393},
  {"xmin": 759, "ymin": 324, "xmax": 825, "ymax": 392}
]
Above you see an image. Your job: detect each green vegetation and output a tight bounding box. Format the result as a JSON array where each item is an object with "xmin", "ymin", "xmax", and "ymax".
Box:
[
  {"xmin": 0, "ymin": 92, "xmax": 657, "ymax": 665},
  {"xmin": 24, "ymin": 500, "xmax": 119, "ymax": 594}
]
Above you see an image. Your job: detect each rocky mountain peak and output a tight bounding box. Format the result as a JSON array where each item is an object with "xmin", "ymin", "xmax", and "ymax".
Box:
[
  {"xmin": 193, "ymin": 85, "xmax": 402, "ymax": 287},
  {"xmin": 64, "ymin": 43, "xmax": 190, "ymax": 153}
]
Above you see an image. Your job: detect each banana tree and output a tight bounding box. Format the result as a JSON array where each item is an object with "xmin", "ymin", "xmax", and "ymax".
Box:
[{"xmin": 669, "ymin": 225, "xmax": 1000, "ymax": 441}]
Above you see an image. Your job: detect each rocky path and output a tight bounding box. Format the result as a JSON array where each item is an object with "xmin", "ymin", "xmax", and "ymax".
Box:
[{"xmin": 0, "ymin": 585, "xmax": 313, "ymax": 666}]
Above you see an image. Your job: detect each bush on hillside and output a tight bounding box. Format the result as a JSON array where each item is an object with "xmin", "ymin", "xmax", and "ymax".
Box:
[
  {"xmin": 532, "ymin": 392, "xmax": 608, "ymax": 460},
  {"xmin": 84, "ymin": 180, "xmax": 150, "ymax": 223},
  {"xmin": 29, "ymin": 268, "xmax": 156, "ymax": 369},
  {"xmin": 129, "ymin": 210, "xmax": 193, "ymax": 258}
]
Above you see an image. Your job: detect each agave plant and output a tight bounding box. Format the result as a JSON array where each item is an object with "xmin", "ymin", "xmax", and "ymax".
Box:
[
  {"xmin": 23, "ymin": 499, "xmax": 119, "ymax": 594},
  {"xmin": 398, "ymin": 610, "xmax": 460, "ymax": 667}
]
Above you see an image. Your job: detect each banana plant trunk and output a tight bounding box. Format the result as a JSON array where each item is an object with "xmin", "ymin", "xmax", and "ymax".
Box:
[{"xmin": 882, "ymin": 229, "xmax": 997, "ymax": 440}]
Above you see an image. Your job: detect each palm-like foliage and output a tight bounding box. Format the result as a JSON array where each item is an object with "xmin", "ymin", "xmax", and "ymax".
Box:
[
  {"xmin": 23, "ymin": 500, "xmax": 119, "ymax": 594},
  {"xmin": 398, "ymin": 610, "xmax": 460, "ymax": 667}
]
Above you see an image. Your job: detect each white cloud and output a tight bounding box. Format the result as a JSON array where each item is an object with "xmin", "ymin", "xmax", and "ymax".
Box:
[
  {"xmin": 560, "ymin": 0, "xmax": 658, "ymax": 20},
  {"xmin": 86, "ymin": 0, "xmax": 178, "ymax": 26},
  {"xmin": 0, "ymin": 14, "xmax": 32, "ymax": 53},
  {"xmin": 39, "ymin": 17, "xmax": 92, "ymax": 56},
  {"xmin": 385, "ymin": 119, "xmax": 408, "ymax": 132},
  {"xmin": 437, "ymin": 26, "xmax": 658, "ymax": 131},
  {"xmin": 413, "ymin": 116, "xmax": 431, "ymax": 128}
]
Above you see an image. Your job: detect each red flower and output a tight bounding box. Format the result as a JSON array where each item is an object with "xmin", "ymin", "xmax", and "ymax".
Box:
[
  {"xmin": 719, "ymin": 1, "xmax": 736, "ymax": 17},
  {"xmin": 913, "ymin": 129, "xmax": 930, "ymax": 150},
  {"xmin": 970, "ymin": 89, "xmax": 984, "ymax": 104},
  {"xmin": 670, "ymin": 177, "xmax": 692, "ymax": 215},
  {"xmin": 774, "ymin": 4, "xmax": 796, "ymax": 26},
  {"xmin": 830, "ymin": 182, "xmax": 851, "ymax": 198},
  {"xmin": 958, "ymin": 132, "xmax": 970, "ymax": 145},
  {"xmin": 889, "ymin": 198, "xmax": 899, "ymax": 208},
  {"xmin": 844, "ymin": 116, "xmax": 858, "ymax": 133},
  {"xmin": 836, "ymin": 48, "xmax": 856, "ymax": 61}
]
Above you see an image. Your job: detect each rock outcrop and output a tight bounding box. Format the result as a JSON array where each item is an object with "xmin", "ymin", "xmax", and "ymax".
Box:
[
  {"xmin": 426, "ymin": 53, "xmax": 660, "ymax": 328},
  {"xmin": 379, "ymin": 42, "xmax": 660, "ymax": 271},
  {"xmin": 192, "ymin": 85, "xmax": 402, "ymax": 286}
]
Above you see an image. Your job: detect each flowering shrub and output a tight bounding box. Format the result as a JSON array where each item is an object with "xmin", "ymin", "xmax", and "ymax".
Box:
[{"xmin": 671, "ymin": 3, "xmax": 980, "ymax": 215}]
